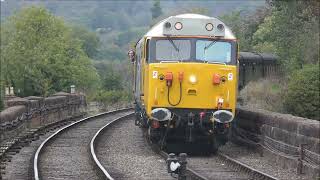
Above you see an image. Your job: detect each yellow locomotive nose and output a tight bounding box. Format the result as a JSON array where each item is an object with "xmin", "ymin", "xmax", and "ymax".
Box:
[{"xmin": 147, "ymin": 63, "xmax": 237, "ymax": 115}]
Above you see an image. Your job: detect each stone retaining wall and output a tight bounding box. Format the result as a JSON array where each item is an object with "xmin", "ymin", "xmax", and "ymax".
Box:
[
  {"xmin": 0, "ymin": 92, "xmax": 86, "ymax": 144},
  {"xmin": 234, "ymin": 107, "xmax": 320, "ymax": 179}
]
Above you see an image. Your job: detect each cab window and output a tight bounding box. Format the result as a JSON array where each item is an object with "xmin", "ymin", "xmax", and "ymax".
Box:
[
  {"xmin": 196, "ymin": 40, "xmax": 232, "ymax": 63},
  {"xmin": 155, "ymin": 39, "xmax": 191, "ymax": 61}
]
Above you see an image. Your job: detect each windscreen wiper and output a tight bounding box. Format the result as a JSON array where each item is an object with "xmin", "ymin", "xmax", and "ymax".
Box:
[
  {"xmin": 204, "ymin": 40, "xmax": 217, "ymax": 50},
  {"xmin": 167, "ymin": 36, "xmax": 179, "ymax": 52},
  {"xmin": 207, "ymin": 61, "xmax": 226, "ymax": 65}
]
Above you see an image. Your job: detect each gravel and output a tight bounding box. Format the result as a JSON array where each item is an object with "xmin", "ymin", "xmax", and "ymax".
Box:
[
  {"xmin": 38, "ymin": 110, "xmax": 132, "ymax": 180},
  {"xmin": 187, "ymin": 155, "xmax": 250, "ymax": 180},
  {"xmin": 2, "ymin": 111, "xmax": 310, "ymax": 180},
  {"xmin": 96, "ymin": 116, "xmax": 174, "ymax": 180},
  {"xmin": 1, "ymin": 131, "xmax": 55, "ymax": 180},
  {"xmin": 219, "ymin": 142, "xmax": 310, "ymax": 180}
]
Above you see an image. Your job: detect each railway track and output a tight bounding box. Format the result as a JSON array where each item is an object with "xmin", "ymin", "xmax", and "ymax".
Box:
[
  {"xmin": 156, "ymin": 148, "xmax": 278, "ymax": 180},
  {"xmin": 89, "ymin": 112, "xmax": 277, "ymax": 180},
  {"xmin": 0, "ymin": 114, "xmax": 86, "ymax": 179},
  {"xmin": 33, "ymin": 108, "xmax": 133, "ymax": 180},
  {"xmin": 3, "ymin": 107, "xmax": 278, "ymax": 180},
  {"xmin": 92, "ymin": 112, "xmax": 173, "ymax": 179}
]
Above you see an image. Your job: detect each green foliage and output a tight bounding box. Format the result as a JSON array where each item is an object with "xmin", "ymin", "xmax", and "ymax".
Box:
[
  {"xmin": 94, "ymin": 90, "xmax": 132, "ymax": 105},
  {"xmin": 284, "ymin": 65, "xmax": 320, "ymax": 120},
  {"xmin": 252, "ymin": 0, "xmax": 319, "ymax": 72},
  {"xmin": 220, "ymin": 8, "xmax": 270, "ymax": 51},
  {"xmin": 90, "ymin": 8, "xmax": 131, "ymax": 30},
  {"xmin": 222, "ymin": 1, "xmax": 319, "ymax": 119},
  {"xmin": 91, "ymin": 60, "xmax": 133, "ymax": 105},
  {"xmin": 95, "ymin": 47, "xmax": 126, "ymax": 61},
  {"xmin": 239, "ymin": 79, "xmax": 286, "ymax": 112},
  {"xmin": 0, "ymin": 6, "xmax": 100, "ymax": 97},
  {"xmin": 0, "ymin": 91, "xmax": 3, "ymax": 111},
  {"xmin": 93, "ymin": 61, "xmax": 123, "ymax": 91},
  {"xmin": 115, "ymin": 27, "xmax": 147, "ymax": 47},
  {"xmin": 94, "ymin": 26, "xmax": 147, "ymax": 61},
  {"xmin": 71, "ymin": 25, "xmax": 100, "ymax": 58},
  {"xmin": 151, "ymin": 0, "xmax": 163, "ymax": 20}
]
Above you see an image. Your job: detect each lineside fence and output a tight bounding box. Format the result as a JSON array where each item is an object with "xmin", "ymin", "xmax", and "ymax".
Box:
[{"xmin": 232, "ymin": 107, "xmax": 320, "ymax": 179}]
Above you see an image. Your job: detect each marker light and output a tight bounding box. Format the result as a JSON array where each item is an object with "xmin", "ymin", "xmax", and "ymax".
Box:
[
  {"xmin": 212, "ymin": 74, "xmax": 221, "ymax": 85},
  {"xmin": 205, "ymin": 23, "xmax": 214, "ymax": 31},
  {"xmin": 189, "ymin": 75, "xmax": 197, "ymax": 84},
  {"xmin": 217, "ymin": 24, "xmax": 224, "ymax": 31},
  {"xmin": 165, "ymin": 72, "xmax": 173, "ymax": 87},
  {"xmin": 174, "ymin": 22, "xmax": 183, "ymax": 30}
]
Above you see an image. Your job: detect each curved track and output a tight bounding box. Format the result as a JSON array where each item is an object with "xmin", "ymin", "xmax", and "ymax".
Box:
[
  {"xmin": 33, "ymin": 108, "xmax": 133, "ymax": 180},
  {"xmin": 92, "ymin": 114, "xmax": 173, "ymax": 179},
  {"xmin": 32, "ymin": 107, "xmax": 278, "ymax": 180}
]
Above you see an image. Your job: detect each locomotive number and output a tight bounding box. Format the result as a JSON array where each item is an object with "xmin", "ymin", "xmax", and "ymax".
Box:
[{"xmin": 152, "ymin": 71, "xmax": 158, "ymax": 79}]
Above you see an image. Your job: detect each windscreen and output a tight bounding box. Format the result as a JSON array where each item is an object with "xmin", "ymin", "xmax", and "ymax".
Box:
[
  {"xmin": 196, "ymin": 40, "xmax": 232, "ymax": 63},
  {"xmin": 149, "ymin": 38, "xmax": 236, "ymax": 64},
  {"xmin": 155, "ymin": 39, "xmax": 191, "ymax": 61}
]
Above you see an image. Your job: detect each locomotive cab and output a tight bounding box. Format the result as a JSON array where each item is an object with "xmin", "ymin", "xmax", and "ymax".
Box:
[{"xmin": 131, "ymin": 14, "xmax": 238, "ymax": 153}]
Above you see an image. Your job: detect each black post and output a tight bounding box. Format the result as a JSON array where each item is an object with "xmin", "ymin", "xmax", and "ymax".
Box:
[
  {"xmin": 297, "ymin": 144, "xmax": 306, "ymax": 174},
  {"xmin": 178, "ymin": 153, "xmax": 187, "ymax": 180}
]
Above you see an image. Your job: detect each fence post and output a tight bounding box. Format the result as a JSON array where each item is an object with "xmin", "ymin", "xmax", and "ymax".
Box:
[{"xmin": 297, "ymin": 143, "xmax": 307, "ymax": 174}]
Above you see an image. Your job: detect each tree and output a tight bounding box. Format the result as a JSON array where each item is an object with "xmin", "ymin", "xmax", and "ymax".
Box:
[
  {"xmin": 151, "ymin": 0, "xmax": 162, "ymax": 20},
  {"xmin": 71, "ymin": 25, "xmax": 100, "ymax": 59},
  {"xmin": 284, "ymin": 65, "xmax": 319, "ymax": 120},
  {"xmin": 252, "ymin": 0, "xmax": 319, "ymax": 72},
  {"xmin": 0, "ymin": 6, "xmax": 100, "ymax": 97},
  {"xmin": 93, "ymin": 61, "xmax": 122, "ymax": 91},
  {"xmin": 220, "ymin": 8, "xmax": 270, "ymax": 52}
]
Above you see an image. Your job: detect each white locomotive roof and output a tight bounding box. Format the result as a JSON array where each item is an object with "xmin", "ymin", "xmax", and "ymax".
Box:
[{"xmin": 145, "ymin": 14, "xmax": 235, "ymax": 39}]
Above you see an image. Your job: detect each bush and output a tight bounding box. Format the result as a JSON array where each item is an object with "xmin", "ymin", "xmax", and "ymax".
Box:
[
  {"xmin": 239, "ymin": 78, "xmax": 285, "ymax": 112},
  {"xmin": 284, "ymin": 65, "xmax": 320, "ymax": 120},
  {"xmin": 0, "ymin": 98, "xmax": 3, "ymax": 111},
  {"xmin": 94, "ymin": 90, "xmax": 132, "ymax": 105}
]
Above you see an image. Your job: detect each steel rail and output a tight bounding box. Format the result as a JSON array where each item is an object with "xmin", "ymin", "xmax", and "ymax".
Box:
[
  {"xmin": 217, "ymin": 152, "xmax": 278, "ymax": 180},
  {"xmin": 33, "ymin": 108, "xmax": 132, "ymax": 180},
  {"xmin": 157, "ymin": 147, "xmax": 277, "ymax": 180},
  {"xmin": 90, "ymin": 112, "xmax": 134, "ymax": 180},
  {"xmin": 158, "ymin": 150, "xmax": 208, "ymax": 180}
]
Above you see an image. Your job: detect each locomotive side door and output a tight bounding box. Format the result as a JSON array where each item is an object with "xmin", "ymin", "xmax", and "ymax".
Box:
[{"xmin": 134, "ymin": 40, "xmax": 143, "ymax": 104}]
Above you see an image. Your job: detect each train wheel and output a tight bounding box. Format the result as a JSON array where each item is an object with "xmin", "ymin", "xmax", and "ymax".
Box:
[{"xmin": 147, "ymin": 126, "xmax": 160, "ymax": 144}]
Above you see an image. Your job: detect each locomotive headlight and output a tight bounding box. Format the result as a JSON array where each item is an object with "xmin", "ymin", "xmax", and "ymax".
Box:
[
  {"xmin": 205, "ymin": 23, "xmax": 214, "ymax": 31},
  {"xmin": 164, "ymin": 22, "xmax": 172, "ymax": 29},
  {"xmin": 174, "ymin": 22, "xmax": 183, "ymax": 30},
  {"xmin": 217, "ymin": 24, "xmax": 224, "ymax": 31},
  {"xmin": 189, "ymin": 75, "xmax": 197, "ymax": 84}
]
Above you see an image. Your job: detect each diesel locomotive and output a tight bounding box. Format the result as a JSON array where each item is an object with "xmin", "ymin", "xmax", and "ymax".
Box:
[{"xmin": 129, "ymin": 14, "xmax": 238, "ymax": 152}]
